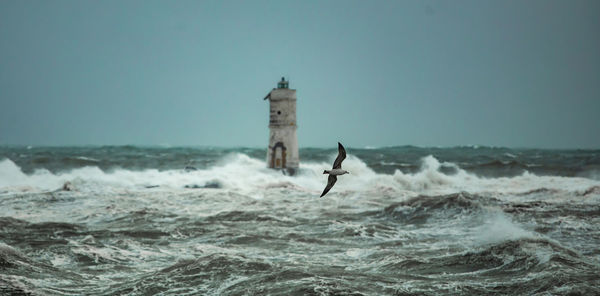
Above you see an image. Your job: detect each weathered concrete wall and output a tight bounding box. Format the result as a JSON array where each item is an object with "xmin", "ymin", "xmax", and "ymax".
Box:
[{"xmin": 266, "ymin": 88, "xmax": 299, "ymax": 169}]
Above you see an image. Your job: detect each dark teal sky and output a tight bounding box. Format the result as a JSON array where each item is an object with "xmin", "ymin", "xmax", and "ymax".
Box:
[{"xmin": 1, "ymin": 0, "xmax": 599, "ymax": 148}]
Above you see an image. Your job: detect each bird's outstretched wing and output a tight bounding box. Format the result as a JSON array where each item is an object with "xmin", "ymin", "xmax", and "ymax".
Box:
[
  {"xmin": 332, "ymin": 142, "xmax": 346, "ymax": 169},
  {"xmin": 320, "ymin": 175, "xmax": 337, "ymax": 197}
]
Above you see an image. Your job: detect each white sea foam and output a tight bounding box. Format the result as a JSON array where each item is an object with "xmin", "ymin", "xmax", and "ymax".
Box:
[
  {"xmin": 473, "ymin": 212, "xmax": 534, "ymax": 245},
  {"xmin": 73, "ymin": 156, "xmax": 100, "ymax": 162},
  {"xmin": 1, "ymin": 155, "xmax": 599, "ymax": 200},
  {"xmin": 391, "ymin": 156, "xmax": 600, "ymax": 198}
]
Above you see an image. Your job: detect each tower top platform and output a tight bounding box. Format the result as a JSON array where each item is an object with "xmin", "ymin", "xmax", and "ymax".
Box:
[{"xmin": 277, "ymin": 77, "xmax": 289, "ymax": 89}]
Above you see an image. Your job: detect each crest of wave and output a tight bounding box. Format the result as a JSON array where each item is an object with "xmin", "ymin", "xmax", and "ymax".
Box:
[
  {"xmin": 0, "ymin": 156, "xmax": 279, "ymax": 193},
  {"xmin": 1, "ymin": 155, "xmax": 598, "ymax": 199},
  {"xmin": 391, "ymin": 156, "xmax": 599, "ymax": 197}
]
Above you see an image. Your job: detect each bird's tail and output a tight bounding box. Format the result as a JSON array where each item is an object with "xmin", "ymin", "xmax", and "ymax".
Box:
[{"xmin": 323, "ymin": 170, "xmax": 328, "ymax": 174}]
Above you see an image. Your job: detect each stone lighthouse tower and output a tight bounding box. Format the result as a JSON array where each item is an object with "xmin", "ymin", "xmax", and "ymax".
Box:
[{"xmin": 263, "ymin": 77, "xmax": 299, "ymax": 175}]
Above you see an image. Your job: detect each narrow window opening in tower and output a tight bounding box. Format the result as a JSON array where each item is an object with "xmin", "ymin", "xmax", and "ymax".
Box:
[{"xmin": 277, "ymin": 111, "xmax": 281, "ymax": 115}]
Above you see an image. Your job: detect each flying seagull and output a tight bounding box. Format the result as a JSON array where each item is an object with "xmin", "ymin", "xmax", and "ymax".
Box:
[{"xmin": 320, "ymin": 142, "xmax": 349, "ymax": 197}]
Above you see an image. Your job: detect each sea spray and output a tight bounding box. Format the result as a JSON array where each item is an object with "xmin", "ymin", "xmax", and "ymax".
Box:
[{"xmin": 0, "ymin": 146, "xmax": 599, "ymax": 295}]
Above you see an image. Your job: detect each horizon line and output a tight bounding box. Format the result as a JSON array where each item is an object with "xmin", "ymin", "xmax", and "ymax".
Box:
[{"xmin": 0, "ymin": 143, "xmax": 599, "ymax": 151}]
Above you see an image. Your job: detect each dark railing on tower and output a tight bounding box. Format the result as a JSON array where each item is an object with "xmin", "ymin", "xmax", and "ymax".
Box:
[{"xmin": 277, "ymin": 77, "xmax": 289, "ymax": 89}]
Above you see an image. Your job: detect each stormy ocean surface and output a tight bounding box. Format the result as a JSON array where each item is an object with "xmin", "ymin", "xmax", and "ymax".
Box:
[{"xmin": 1, "ymin": 146, "xmax": 599, "ymax": 295}]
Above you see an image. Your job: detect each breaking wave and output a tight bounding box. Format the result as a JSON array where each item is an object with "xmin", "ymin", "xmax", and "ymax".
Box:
[
  {"xmin": 2, "ymin": 154, "xmax": 600, "ymax": 199},
  {"xmin": 1, "ymin": 147, "xmax": 599, "ymax": 295},
  {"xmin": 1, "ymin": 154, "xmax": 598, "ymax": 201}
]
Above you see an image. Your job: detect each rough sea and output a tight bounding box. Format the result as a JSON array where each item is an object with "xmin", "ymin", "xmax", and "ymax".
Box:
[{"xmin": 1, "ymin": 146, "xmax": 599, "ymax": 295}]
